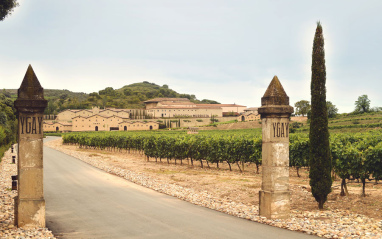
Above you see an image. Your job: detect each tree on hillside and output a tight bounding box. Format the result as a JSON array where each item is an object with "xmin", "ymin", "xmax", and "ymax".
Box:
[
  {"xmin": 200, "ymin": 99, "xmax": 220, "ymax": 104},
  {"xmin": 309, "ymin": 22, "xmax": 332, "ymax": 210},
  {"xmin": 326, "ymin": 101, "xmax": 338, "ymax": 118},
  {"xmin": 354, "ymin": 95, "xmax": 370, "ymax": 113},
  {"xmin": 88, "ymin": 92, "xmax": 101, "ymax": 102},
  {"xmin": 123, "ymin": 88, "xmax": 132, "ymax": 96},
  {"xmin": 294, "ymin": 100, "xmax": 311, "ymax": 116},
  {"xmin": 99, "ymin": 87, "xmax": 115, "ymax": 96},
  {"xmin": 44, "ymin": 101, "xmax": 55, "ymax": 115},
  {"xmin": 0, "ymin": 0, "xmax": 19, "ymax": 21}
]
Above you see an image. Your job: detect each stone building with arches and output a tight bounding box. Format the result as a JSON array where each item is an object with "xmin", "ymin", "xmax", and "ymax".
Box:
[
  {"xmin": 71, "ymin": 114, "xmax": 128, "ymax": 132},
  {"xmin": 44, "ymin": 110, "xmax": 158, "ymax": 132}
]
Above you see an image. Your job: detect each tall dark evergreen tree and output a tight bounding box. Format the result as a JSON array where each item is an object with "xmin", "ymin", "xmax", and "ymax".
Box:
[{"xmin": 309, "ymin": 22, "xmax": 332, "ymax": 209}]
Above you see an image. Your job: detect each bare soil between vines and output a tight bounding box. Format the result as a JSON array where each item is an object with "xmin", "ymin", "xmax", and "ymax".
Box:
[{"xmin": 47, "ymin": 138, "xmax": 382, "ymax": 221}]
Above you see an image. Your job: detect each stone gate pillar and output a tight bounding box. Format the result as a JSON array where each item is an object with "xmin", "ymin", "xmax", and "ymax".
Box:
[
  {"xmin": 258, "ymin": 76, "xmax": 293, "ymax": 219},
  {"xmin": 14, "ymin": 65, "xmax": 47, "ymax": 227}
]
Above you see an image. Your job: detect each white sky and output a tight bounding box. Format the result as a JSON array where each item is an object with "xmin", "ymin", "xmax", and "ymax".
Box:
[{"xmin": 1, "ymin": 0, "xmax": 381, "ymax": 113}]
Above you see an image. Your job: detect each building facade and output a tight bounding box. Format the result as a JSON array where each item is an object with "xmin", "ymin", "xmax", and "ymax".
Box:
[
  {"xmin": 237, "ymin": 113, "xmax": 260, "ymax": 122},
  {"xmin": 144, "ymin": 98, "xmax": 246, "ymax": 118},
  {"xmin": 71, "ymin": 115, "xmax": 127, "ymax": 132},
  {"xmin": 118, "ymin": 121, "xmax": 159, "ymax": 131},
  {"xmin": 43, "ymin": 122, "xmax": 72, "ymax": 132}
]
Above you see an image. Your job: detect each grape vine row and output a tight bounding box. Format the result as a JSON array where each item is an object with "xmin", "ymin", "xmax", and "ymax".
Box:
[{"xmin": 62, "ymin": 130, "xmax": 382, "ymax": 195}]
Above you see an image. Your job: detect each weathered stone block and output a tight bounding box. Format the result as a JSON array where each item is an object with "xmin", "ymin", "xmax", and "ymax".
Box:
[
  {"xmin": 18, "ymin": 168, "xmax": 44, "ymax": 199},
  {"xmin": 259, "ymin": 190, "xmax": 291, "ymax": 219},
  {"xmin": 18, "ymin": 138, "xmax": 43, "ymax": 168},
  {"xmin": 261, "ymin": 166, "xmax": 289, "ymax": 191},
  {"xmin": 261, "ymin": 142, "xmax": 289, "ymax": 167},
  {"xmin": 16, "ymin": 199, "xmax": 45, "ymax": 228}
]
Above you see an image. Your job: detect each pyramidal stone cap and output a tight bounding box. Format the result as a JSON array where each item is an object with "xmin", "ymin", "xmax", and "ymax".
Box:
[
  {"xmin": 258, "ymin": 76, "xmax": 293, "ymax": 116},
  {"xmin": 261, "ymin": 76, "xmax": 289, "ymax": 106},
  {"xmin": 14, "ymin": 65, "xmax": 47, "ymax": 112}
]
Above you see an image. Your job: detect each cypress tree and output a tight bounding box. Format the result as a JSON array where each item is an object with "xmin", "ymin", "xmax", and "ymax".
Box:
[{"xmin": 309, "ymin": 22, "xmax": 332, "ymax": 210}]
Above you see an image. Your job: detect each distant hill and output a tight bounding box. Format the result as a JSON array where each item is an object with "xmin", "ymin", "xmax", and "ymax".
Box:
[
  {"xmin": 117, "ymin": 81, "xmax": 219, "ymax": 104},
  {"xmin": 2, "ymin": 81, "xmax": 219, "ymax": 114},
  {"xmin": 3, "ymin": 89, "xmax": 88, "ymax": 101}
]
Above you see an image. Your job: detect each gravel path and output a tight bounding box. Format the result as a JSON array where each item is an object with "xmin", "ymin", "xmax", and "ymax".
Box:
[
  {"xmin": 45, "ymin": 138, "xmax": 382, "ymax": 239},
  {"xmin": 0, "ymin": 145, "xmax": 55, "ymax": 239}
]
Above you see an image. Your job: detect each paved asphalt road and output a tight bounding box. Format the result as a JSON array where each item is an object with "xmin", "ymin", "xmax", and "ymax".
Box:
[{"xmin": 44, "ymin": 137, "xmax": 317, "ymax": 239}]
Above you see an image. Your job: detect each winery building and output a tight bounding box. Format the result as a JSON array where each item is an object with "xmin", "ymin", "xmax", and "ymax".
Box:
[
  {"xmin": 144, "ymin": 98, "xmax": 246, "ymax": 118},
  {"xmin": 44, "ymin": 98, "xmax": 250, "ymax": 132}
]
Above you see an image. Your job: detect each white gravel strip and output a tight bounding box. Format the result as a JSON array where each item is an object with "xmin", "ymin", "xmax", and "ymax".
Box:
[
  {"xmin": 46, "ymin": 140, "xmax": 382, "ymax": 239},
  {"xmin": 0, "ymin": 145, "xmax": 56, "ymax": 239}
]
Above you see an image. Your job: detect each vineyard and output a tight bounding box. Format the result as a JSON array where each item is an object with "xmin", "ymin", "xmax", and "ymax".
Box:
[{"xmin": 62, "ymin": 128, "xmax": 382, "ymax": 196}]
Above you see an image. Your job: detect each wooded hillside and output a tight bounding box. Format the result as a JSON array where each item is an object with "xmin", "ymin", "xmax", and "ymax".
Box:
[{"xmin": 3, "ymin": 81, "xmax": 219, "ymax": 115}]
